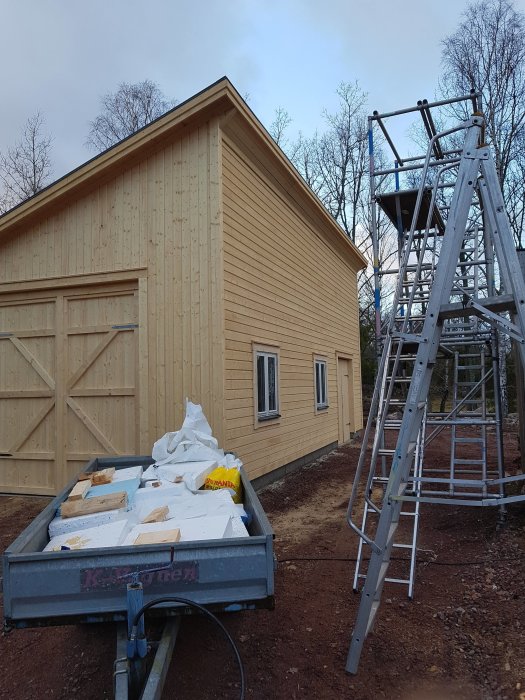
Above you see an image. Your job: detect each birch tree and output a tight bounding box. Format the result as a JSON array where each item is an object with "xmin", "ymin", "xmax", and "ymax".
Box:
[
  {"xmin": 0, "ymin": 113, "xmax": 53, "ymax": 213},
  {"xmin": 86, "ymin": 80, "xmax": 175, "ymax": 152}
]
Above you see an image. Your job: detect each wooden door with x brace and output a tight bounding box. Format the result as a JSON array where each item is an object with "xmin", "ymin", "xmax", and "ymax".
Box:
[{"xmin": 0, "ymin": 284, "xmax": 139, "ymax": 494}]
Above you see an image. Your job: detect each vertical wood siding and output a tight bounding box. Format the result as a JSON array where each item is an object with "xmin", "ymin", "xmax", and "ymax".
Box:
[
  {"xmin": 221, "ymin": 136, "xmax": 363, "ymax": 480},
  {"xmin": 144, "ymin": 121, "xmax": 224, "ymax": 444}
]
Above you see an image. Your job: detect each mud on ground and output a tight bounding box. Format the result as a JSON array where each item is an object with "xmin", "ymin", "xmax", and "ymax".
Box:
[{"xmin": 1, "ymin": 433, "xmax": 524, "ymax": 699}]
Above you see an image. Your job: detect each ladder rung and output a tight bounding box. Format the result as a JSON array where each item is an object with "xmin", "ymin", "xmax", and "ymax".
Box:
[
  {"xmin": 426, "ymin": 419, "xmax": 496, "ymax": 425},
  {"xmin": 454, "ymin": 437, "xmax": 484, "ymax": 444},
  {"xmin": 453, "ymin": 458, "xmax": 484, "ymax": 464},
  {"xmin": 398, "ymin": 297, "xmax": 430, "ymax": 304},
  {"xmin": 395, "ymin": 314, "xmax": 426, "ymax": 320}
]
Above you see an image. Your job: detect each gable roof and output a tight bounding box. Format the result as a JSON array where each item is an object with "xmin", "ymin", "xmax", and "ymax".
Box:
[{"xmin": 0, "ymin": 77, "xmax": 367, "ymax": 269}]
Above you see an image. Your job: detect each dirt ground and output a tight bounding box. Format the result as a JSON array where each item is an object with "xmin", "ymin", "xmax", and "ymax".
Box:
[{"xmin": 1, "ymin": 432, "xmax": 524, "ymax": 700}]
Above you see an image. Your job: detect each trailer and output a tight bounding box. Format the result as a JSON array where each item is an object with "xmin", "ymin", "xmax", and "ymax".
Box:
[{"xmin": 3, "ymin": 456, "xmax": 275, "ymax": 699}]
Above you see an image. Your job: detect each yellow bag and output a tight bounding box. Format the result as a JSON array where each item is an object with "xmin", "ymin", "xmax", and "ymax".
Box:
[{"xmin": 204, "ymin": 466, "xmax": 242, "ymax": 503}]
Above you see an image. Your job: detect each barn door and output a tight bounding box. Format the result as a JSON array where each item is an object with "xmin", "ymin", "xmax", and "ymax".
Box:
[
  {"xmin": 0, "ymin": 298, "xmax": 57, "ymax": 493},
  {"xmin": 63, "ymin": 288, "xmax": 139, "ymax": 484},
  {"xmin": 0, "ymin": 285, "xmax": 139, "ymax": 494}
]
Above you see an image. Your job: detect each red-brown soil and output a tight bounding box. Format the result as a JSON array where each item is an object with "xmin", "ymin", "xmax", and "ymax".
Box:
[{"xmin": 1, "ymin": 432, "xmax": 524, "ymax": 700}]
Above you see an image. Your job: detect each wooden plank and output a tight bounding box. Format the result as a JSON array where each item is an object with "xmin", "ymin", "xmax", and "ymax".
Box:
[
  {"xmin": 9, "ymin": 336, "xmax": 56, "ymax": 389},
  {"xmin": 133, "ymin": 529, "xmax": 181, "ymax": 545},
  {"xmin": 1, "ymin": 452, "xmax": 55, "ymax": 460},
  {"xmin": 66, "ymin": 397, "xmax": 119, "ymax": 454},
  {"xmin": 0, "ymin": 329, "xmax": 55, "ymax": 339},
  {"xmin": 68, "ymin": 387, "xmax": 135, "ymax": 397},
  {"xmin": 163, "ymin": 142, "xmax": 175, "ymax": 431},
  {"xmin": 0, "ymin": 390, "xmax": 54, "ymax": 398},
  {"xmin": 66, "ymin": 324, "xmax": 136, "ymax": 336},
  {"xmin": 67, "ymin": 479, "xmax": 91, "ymax": 500},
  {"xmin": 138, "ymin": 277, "xmax": 149, "ymax": 453},
  {"xmin": 61, "ymin": 491, "xmax": 127, "ymax": 518},
  {"xmin": 54, "ymin": 293, "xmax": 67, "ymax": 491},
  {"xmin": 0, "ymin": 270, "xmax": 146, "ymax": 297}
]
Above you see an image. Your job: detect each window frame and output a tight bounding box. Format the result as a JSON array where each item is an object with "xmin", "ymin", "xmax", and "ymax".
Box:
[
  {"xmin": 254, "ymin": 344, "xmax": 280, "ymax": 423},
  {"xmin": 314, "ymin": 357, "xmax": 329, "ymax": 411}
]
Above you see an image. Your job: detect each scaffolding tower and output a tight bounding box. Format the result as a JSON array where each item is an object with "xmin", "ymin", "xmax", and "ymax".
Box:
[{"xmin": 346, "ymin": 92, "xmax": 525, "ymax": 673}]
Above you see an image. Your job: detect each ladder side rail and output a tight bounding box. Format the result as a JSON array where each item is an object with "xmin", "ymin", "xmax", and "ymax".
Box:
[
  {"xmin": 450, "ymin": 351, "xmax": 460, "ymax": 493},
  {"xmin": 480, "ymin": 349, "xmax": 488, "ymax": 494},
  {"xmin": 352, "ymin": 500, "xmax": 371, "ymax": 591},
  {"xmin": 346, "ymin": 120, "xmax": 483, "ymax": 674},
  {"xmin": 407, "ymin": 405, "xmax": 427, "ymax": 599},
  {"xmin": 368, "ymin": 115, "xmax": 382, "ymax": 349},
  {"xmin": 490, "ymin": 326, "xmax": 506, "ymax": 511}
]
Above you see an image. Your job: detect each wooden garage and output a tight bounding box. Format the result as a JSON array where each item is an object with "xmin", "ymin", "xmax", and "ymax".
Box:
[{"xmin": 0, "ymin": 77, "xmax": 366, "ymax": 495}]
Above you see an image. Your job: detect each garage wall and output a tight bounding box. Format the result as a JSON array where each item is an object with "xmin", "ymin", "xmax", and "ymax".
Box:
[{"xmin": 221, "ymin": 127, "xmax": 363, "ymax": 481}]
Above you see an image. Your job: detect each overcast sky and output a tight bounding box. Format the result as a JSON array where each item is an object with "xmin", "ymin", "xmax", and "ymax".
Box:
[{"xmin": 2, "ymin": 0, "xmax": 525, "ymax": 181}]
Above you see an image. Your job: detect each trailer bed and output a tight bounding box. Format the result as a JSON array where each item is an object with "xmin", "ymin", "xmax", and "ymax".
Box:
[{"xmin": 3, "ymin": 456, "xmax": 274, "ymax": 628}]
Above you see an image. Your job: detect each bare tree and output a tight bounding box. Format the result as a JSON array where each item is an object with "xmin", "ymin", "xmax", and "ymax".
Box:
[
  {"xmin": 269, "ymin": 107, "xmax": 292, "ymax": 149},
  {"xmin": 285, "ymin": 82, "xmax": 368, "ymax": 243},
  {"xmin": 86, "ymin": 80, "xmax": 175, "ymax": 152},
  {"xmin": 0, "ymin": 113, "xmax": 53, "ymax": 213},
  {"xmin": 441, "ymin": 0, "xmax": 525, "ymax": 246}
]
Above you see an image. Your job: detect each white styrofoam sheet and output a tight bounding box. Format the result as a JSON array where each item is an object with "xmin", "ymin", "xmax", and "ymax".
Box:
[
  {"xmin": 121, "ymin": 514, "xmax": 234, "ymax": 546},
  {"xmin": 112, "ymin": 465, "xmax": 144, "ymax": 482},
  {"xmin": 44, "ymin": 520, "xmax": 129, "ymax": 552},
  {"xmin": 229, "ymin": 515, "xmax": 250, "ymax": 538},
  {"xmin": 48, "ymin": 508, "xmax": 129, "ymax": 538}
]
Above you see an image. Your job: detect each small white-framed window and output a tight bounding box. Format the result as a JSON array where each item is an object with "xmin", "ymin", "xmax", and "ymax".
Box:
[
  {"xmin": 315, "ymin": 358, "xmax": 328, "ymax": 410},
  {"xmin": 255, "ymin": 349, "xmax": 279, "ymax": 420}
]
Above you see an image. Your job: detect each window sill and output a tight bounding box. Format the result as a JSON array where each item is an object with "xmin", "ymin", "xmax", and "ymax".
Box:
[
  {"xmin": 257, "ymin": 413, "xmax": 281, "ymax": 422},
  {"xmin": 316, "ymin": 405, "xmax": 329, "ymax": 412}
]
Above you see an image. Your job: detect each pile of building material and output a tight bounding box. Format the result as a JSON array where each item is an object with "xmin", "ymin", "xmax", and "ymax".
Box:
[{"xmin": 44, "ymin": 402, "xmax": 249, "ymax": 552}]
